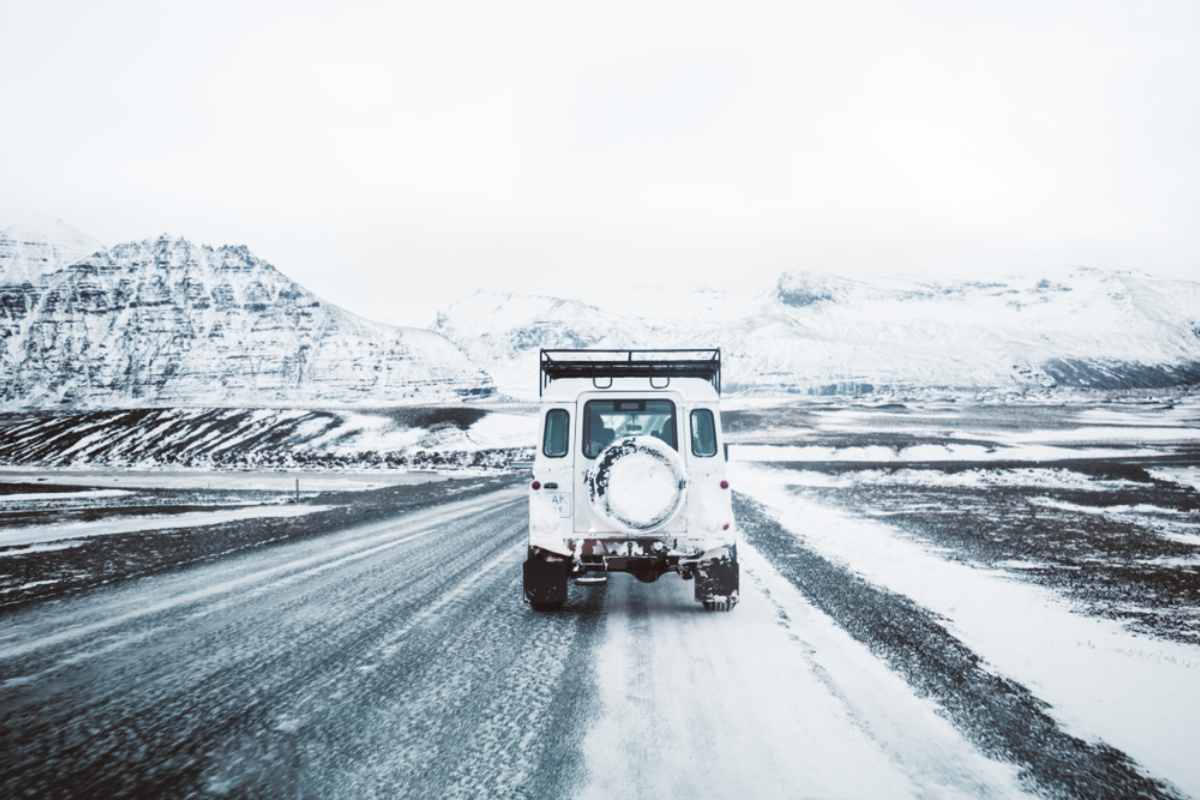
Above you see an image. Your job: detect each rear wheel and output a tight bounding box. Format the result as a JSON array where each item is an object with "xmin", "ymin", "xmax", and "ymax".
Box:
[
  {"xmin": 695, "ymin": 546, "xmax": 739, "ymax": 612},
  {"xmin": 524, "ymin": 548, "xmax": 570, "ymax": 611}
]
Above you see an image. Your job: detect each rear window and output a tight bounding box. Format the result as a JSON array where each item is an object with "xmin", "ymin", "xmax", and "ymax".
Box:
[
  {"xmin": 583, "ymin": 399, "xmax": 677, "ymax": 459},
  {"xmin": 543, "ymin": 409, "xmax": 569, "ymax": 457},
  {"xmin": 690, "ymin": 408, "xmax": 718, "ymax": 457}
]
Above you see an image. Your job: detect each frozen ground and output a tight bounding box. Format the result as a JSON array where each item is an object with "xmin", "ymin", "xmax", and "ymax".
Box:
[
  {"xmin": 0, "ymin": 398, "xmax": 1197, "ymax": 798},
  {"xmin": 0, "ymin": 504, "xmax": 333, "ymax": 549},
  {"xmin": 0, "ymin": 405, "xmax": 537, "ymax": 472},
  {"xmin": 0, "ymin": 467, "xmax": 446, "ymax": 492},
  {"xmin": 0, "ymin": 472, "xmax": 515, "ymax": 608}
]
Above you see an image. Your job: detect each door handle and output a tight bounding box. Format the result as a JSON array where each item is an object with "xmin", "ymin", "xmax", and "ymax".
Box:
[{"xmin": 543, "ymin": 482, "xmax": 559, "ymax": 490}]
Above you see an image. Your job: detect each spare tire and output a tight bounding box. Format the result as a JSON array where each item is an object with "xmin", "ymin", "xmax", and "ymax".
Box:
[{"xmin": 587, "ymin": 436, "xmax": 688, "ymax": 533}]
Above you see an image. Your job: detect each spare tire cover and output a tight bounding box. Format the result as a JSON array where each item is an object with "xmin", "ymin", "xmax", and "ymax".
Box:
[{"xmin": 587, "ymin": 436, "xmax": 688, "ymax": 533}]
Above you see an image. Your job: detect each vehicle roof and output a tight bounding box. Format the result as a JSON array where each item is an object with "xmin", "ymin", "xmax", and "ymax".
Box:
[{"xmin": 540, "ymin": 376, "xmax": 720, "ymax": 403}]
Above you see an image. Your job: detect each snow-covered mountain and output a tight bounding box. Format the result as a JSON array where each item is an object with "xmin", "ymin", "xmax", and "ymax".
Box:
[
  {"xmin": 0, "ymin": 215, "xmax": 101, "ymax": 286},
  {"xmin": 434, "ymin": 270, "xmax": 1200, "ymax": 399},
  {"xmin": 5, "ymin": 214, "xmax": 1197, "ymax": 407},
  {"xmin": 1, "ymin": 235, "xmax": 493, "ymax": 408}
]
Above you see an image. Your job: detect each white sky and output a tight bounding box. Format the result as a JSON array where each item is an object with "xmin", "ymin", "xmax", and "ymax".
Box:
[{"xmin": 2, "ymin": 0, "xmax": 1197, "ymax": 326}]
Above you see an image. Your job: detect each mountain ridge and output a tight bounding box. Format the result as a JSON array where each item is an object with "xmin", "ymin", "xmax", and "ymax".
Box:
[
  {"xmin": 432, "ymin": 270, "xmax": 1200, "ymax": 399},
  {"xmin": 4, "ymin": 217, "xmax": 1198, "ymax": 407},
  {"xmin": 1, "ymin": 233, "xmax": 493, "ymax": 408}
]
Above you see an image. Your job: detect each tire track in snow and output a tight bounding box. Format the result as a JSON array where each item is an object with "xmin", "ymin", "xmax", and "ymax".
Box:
[{"xmin": 578, "ymin": 556, "xmax": 1032, "ymax": 799}]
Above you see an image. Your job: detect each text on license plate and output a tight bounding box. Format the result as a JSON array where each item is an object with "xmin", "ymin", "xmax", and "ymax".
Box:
[{"xmin": 549, "ymin": 493, "xmax": 570, "ymax": 518}]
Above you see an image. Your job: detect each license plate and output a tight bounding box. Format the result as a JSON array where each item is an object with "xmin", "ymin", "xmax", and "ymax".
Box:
[{"xmin": 549, "ymin": 493, "xmax": 570, "ymax": 518}]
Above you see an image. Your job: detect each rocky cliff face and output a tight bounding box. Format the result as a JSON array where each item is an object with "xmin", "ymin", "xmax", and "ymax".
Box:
[
  {"xmin": 434, "ymin": 270, "xmax": 1200, "ymax": 399},
  {"xmin": 1, "ymin": 235, "xmax": 493, "ymax": 407}
]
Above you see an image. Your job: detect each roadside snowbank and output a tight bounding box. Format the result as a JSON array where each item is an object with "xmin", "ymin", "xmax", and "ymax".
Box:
[{"xmin": 735, "ymin": 463, "xmax": 1200, "ymax": 797}]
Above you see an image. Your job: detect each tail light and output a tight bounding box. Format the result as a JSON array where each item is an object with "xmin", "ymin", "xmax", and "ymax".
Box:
[{"xmin": 720, "ymin": 480, "xmax": 730, "ymax": 490}]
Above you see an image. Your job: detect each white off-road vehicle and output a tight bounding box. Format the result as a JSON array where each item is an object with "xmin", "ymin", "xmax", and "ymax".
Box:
[{"xmin": 524, "ymin": 349, "xmax": 739, "ymax": 612}]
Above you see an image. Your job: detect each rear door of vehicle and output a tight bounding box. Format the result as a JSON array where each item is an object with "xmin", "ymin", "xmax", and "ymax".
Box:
[{"xmin": 573, "ymin": 391, "xmax": 687, "ymax": 536}]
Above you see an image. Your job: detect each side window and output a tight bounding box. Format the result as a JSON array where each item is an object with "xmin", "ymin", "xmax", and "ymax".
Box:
[
  {"xmin": 543, "ymin": 409, "xmax": 569, "ymax": 458},
  {"xmin": 690, "ymin": 408, "xmax": 717, "ymax": 457}
]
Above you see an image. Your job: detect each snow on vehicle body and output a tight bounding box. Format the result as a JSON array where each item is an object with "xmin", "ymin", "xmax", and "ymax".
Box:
[{"xmin": 525, "ymin": 349, "xmax": 739, "ymax": 611}]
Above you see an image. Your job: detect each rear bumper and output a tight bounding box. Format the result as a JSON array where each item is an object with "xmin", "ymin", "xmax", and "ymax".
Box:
[{"xmin": 560, "ymin": 538, "xmax": 735, "ymax": 580}]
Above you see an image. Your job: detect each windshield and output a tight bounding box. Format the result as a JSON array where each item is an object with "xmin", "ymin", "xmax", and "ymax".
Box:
[{"xmin": 583, "ymin": 399, "xmax": 677, "ymax": 458}]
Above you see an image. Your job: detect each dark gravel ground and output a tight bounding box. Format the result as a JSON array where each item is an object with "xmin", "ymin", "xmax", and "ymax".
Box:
[
  {"xmin": 0, "ymin": 407, "xmax": 532, "ymax": 471},
  {"xmin": 0, "ymin": 475, "xmax": 519, "ymax": 611},
  {"xmin": 0, "ymin": 483, "xmax": 293, "ymax": 531},
  {"xmin": 722, "ymin": 398, "xmax": 1188, "ymax": 438},
  {"xmin": 0, "ymin": 482, "xmax": 100, "ymax": 495},
  {"xmin": 735, "ymin": 494, "xmax": 1185, "ymax": 800}
]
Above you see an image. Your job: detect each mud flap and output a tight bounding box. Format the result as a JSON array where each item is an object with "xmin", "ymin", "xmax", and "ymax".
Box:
[
  {"xmin": 524, "ymin": 549, "xmax": 570, "ymax": 610},
  {"xmin": 694, "ymin": 547, "xmax": 739, "ymax": 611}
]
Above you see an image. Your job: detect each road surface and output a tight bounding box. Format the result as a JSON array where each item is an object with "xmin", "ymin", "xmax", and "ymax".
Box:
[{"xmin": 0, "ymin": 485, "xmax": 1183, "ymax": 799}]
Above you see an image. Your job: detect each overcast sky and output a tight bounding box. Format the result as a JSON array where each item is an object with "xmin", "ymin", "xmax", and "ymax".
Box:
[{"xmin": 2, "ymin": 0, "xmax": 1197, "ymax": 325}]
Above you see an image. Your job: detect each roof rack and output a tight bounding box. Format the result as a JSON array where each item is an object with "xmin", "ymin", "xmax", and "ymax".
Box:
[{"xmin": 539, "ymin": 348, "xmax": 721, "ymax": 397}]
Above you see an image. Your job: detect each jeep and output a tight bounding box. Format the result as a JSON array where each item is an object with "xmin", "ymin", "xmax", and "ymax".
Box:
[{"xmin": 524, "ymin": 349, "xmax": 739, "ymax": 612}]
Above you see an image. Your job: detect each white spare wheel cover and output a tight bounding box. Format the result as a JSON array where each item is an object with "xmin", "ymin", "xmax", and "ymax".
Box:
[{"xmin": 587, "ymin": 436, "xmax": 688, "ymax": 533}]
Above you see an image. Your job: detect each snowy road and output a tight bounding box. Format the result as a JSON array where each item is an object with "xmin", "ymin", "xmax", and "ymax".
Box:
[{"xmin": 0, "ymin": 484, "xmax": 1187, "ymax": 798}]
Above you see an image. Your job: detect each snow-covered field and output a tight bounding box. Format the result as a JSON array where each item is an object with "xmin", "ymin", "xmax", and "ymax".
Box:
[{"xmin": 0, "ymin": 397, "xmax": 1196, "ymax": 798}]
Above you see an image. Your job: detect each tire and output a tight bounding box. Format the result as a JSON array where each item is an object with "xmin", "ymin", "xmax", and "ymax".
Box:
[
  {"xmin": 524, "ymin": 549, "xmax": 569, "ymax": 611},
  {"xmin": 695, "ymin": 547, "xmax": 739, "ymax": 612}
]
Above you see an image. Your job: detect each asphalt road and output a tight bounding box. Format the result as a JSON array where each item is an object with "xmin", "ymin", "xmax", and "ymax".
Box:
[
  {"xmin": 0, "ymin": 484, "xmax": 1187, "ymax": 799},
  {"xmin": 0, "ymin": 488, "xmax": 607, "ymax": 799}
]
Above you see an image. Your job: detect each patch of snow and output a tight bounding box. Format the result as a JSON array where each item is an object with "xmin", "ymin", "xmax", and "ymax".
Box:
[
  {"xmin": 0, "ymin": 578, "xmax": 62, "ymax": 594},
  {"xmin": 0, "ymin": 540, "xmax": 84, "ymax": 558},
  {"xmin": 0, "ymin": 489, "xmax": 134, "ymax": 503},
  {"xmin": 732, "ymin": 443, "xmax": 1163, "ymax": 463},
  {"xmin": 778, "ymin": 467, "xmax": 1142, "ymax": 491},
  {"xmin": 1028, "ymin": 497, "xmax": 1199, "ymax": 518},
  {"xmin": 979, "ymin": 426, "xmax": 1200, "ymax": 444},
  {"xmin": 0, "ymin": 504, "xmax": 334, "ymax": 548},
  {"xmin": 1149, "ymin": 466, "xmax": 1200, "ymax": 494},
  {"xmin": 463, "ymin": 411, "xmax": 537, "ymax": 449},
  {"xmin": 0, "ymin": 468, "xmax": 445, "ymax": 493}
]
